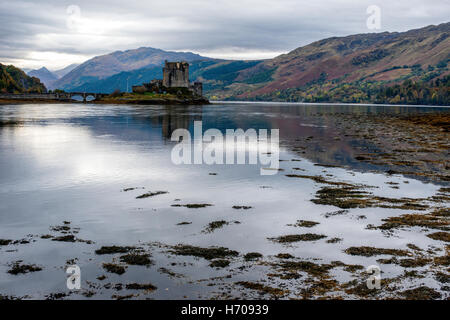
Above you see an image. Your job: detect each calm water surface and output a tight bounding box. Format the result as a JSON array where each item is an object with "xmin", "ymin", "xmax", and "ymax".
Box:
[{"xmin": 0, "ymin": 102, "xmax": 448, "ymax": 299}]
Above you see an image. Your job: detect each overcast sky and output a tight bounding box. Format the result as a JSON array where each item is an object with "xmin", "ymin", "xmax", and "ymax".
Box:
[{"xmin": 0, "ymin": 0, "xmax": 448, "ymax": 70}]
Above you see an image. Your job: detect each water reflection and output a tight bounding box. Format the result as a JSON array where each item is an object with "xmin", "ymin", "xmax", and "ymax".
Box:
[{"xmin": 0, "ymin": 103, "xmax": 447, "ymax": 185}]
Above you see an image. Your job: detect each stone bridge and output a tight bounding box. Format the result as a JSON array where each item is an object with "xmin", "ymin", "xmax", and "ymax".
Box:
[
  {"xmin": 0, "ymin": 92, "xmax": 108, "ymax": 103},
  {"xmin": 65, "ymin": 92, "xmax": 107, "ymax": 102}
]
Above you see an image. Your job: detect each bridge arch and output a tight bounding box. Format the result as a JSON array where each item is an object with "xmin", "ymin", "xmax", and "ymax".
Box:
[{"xmin": 68, "ymin": 92, "xmax": 102, "ymax": 103}]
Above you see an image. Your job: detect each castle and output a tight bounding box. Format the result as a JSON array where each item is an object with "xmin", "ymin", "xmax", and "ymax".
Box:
[{"xmin": 132, "ymin": 61, "xmax": 203, "ymax": 96}]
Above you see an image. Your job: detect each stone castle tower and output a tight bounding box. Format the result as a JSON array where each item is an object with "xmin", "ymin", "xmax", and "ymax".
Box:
[
  {"xmin": 133, "ymin": 60, "xmax": 203, "ymax": 97},
  {"xmin": 163, "ymin": 61, "xmax": 189, "ymax": 88}
]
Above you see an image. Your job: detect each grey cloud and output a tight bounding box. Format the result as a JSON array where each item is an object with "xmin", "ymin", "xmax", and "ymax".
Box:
[{"xmin": 0, "ymin": 0, "xmax": 448, "ymax": 69}]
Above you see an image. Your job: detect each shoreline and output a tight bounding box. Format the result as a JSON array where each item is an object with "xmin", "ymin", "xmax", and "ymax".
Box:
[
  {"xmin": 0, "ymin": 97, "xmax": 210, "ymax": 105},
  {"xmin": 280, "ymin": 112, "xmax": 450, "ymax": 185},
  {"xmin": 211, "ymin": 100, "xmax": 450, "ymax": 108},
  {"xmin": 2, "ymin": 98, "xmax": 449, "ymax": 108}
]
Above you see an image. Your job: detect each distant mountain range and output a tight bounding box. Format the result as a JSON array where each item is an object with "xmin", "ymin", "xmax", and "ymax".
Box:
[
  {"xmin": 0, "ymin": 64, "xmax": 46, "ymax": 93},
  {"xmin": 52, "ymin": 64, "xmax": 80, "ymax": 79},
  {"xmin": 26, "ymin": 64, "xmax": 79, "ymax": 88},
  {"xmin": 49, "ymin": 47, "xmax": 210, "ymax": 90},
  {"xmin": 28, "ymin": 67, "xmax": 57, "ymax": 88}
]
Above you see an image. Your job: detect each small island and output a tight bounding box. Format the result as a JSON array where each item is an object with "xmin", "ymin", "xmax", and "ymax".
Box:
[{"xmin": 0, "ymin": 61, "xmax": 209, "ymax": 105}]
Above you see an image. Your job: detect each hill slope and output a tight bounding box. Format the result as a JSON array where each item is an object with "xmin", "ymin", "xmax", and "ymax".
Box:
[
  {"xmin": 208, "ymin": 23, "xmax": 449, "ymax": 103},
  {"xmin": 0, "ymin": 64, "xmax": 47, "ymax": 93},
  {"xmin": 69, "ymin": 66, "xmax": 163, "ymax": 93},
  {"xmin": 52, "ymin": 64, "xmax": 80, "ymax": 79}
]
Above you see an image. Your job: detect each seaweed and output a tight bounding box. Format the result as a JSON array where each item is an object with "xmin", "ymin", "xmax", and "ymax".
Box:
[
  {"xmin": 434, "ymin": 272, "xmax": 450, "ymax": 283},
  {"xmin": 136, "ymin": 191, "xmax": 168, "ymax": 199},
  {"xmin": 434, "ymin": 255, "xmax": 450, "ymax": 266},
  {"xmin": 344, "ymin": 246, "xmax": 410, "ymax": 257},
  {"xmin": 326, "ymin": 237, "xmax": 343, "ymax": 244},
  {"xmin": 102, "ymin": 263, "xmax": 126, "ymax": 275},
  {"xmin": 95, "ymin": 246, "xmax": 134, "ymax": 255},
  {"xmin": 288, "ymin": 220, "xmax": 319, "ymax": 228},
  {"xmin": 50, "ymin": 225, "xmax": 71, "ymax": 232},
  {"xmin": 120, "ymin": 253, "xmax": 152, "ymax": 266},
  {"xmin": 51, "ymin": 235, "xmax": 76, "ymax": 242},
  {"xmin": 203, "ymin": 220, "xmax": 229, "ymax": 233},
  {"xmin": 398, "ymin": 258, "xmax": 431, "ymax": 268},
  {"xmin": 268, "ymin": 234, "xmax": 327, "ymax": 243},
  {"xmin": 311, "ymin": 186, "xmax": 371, "ymax": 209},
  {"xmin": 323, "ymin": 210, "xmax": 348, "ymax": 218},
  {"xmin": 236, "ymin": 281, "xmax": 288, "ymax": 296},
  {"xmin": 344, "ymin": 281, "xmax": 380, "ymax": 297},
  {"xmin": 377, "ymin": 257, "xmax": 399, "ymax": 264},
  {"xmin": 312, "ymin": 185, "xmax": 430, "ymax": 210},
  {"xmin": 169, "ymin": 245, "xmax": 239, "ymax": 260},
  {"xmin": 275, "ymin": 253, "xmax": 295, "ymax": 259},
  {"xmin": 8, "ymin": 262, "xmax": 42, "ymax": 275},
  {"xmin": 46, "ymin": 293, "xmax": 68, "ymax": 300},
  {"xmin": 406, "ymin": 244, "xmax": 422, "ymax": 251},
  {"xmin": 171, "ymin": 204, "xmax": 213, "ymax": 208},
  {"xmin": 209, "ymin": 260, "xmax": 230, "ymax": 268},
  {"xmin": 112, "ymin": 294, "xmax": 134, "ymax": 300},
  {"xmin": 125, "ymin": 283, "xmax": 157, "ymax": 291},
  {"xmin": 275, "ymin": 260, "xmax": 333, "ymax": 277},
  {"xmin": 285, "ymin": 174, "xmax": 353, "ymax": 187},
  {"xmin": 243, "ymin": 252, "xmax": 263, "ymax": 261},
  {"xmin": 378, "ymin": 213, "xmax": 448, "ymax": 231},
  {"xmin": 427, "ymin": 232, "xmax": 450, "ymax": 242},
  {"xmin": 0, "ymin": 239, "xmax": 12, "ymax": 246},
  {"xmin": 122, "ymin": 187, "xmax": 144, "ymax": 192},
  {"xmin": 343, "ymin": 264, "xmax": 364, "ymax": 273},
  {"xmin": 400, "ymin": 286, "xmax": 441, "ymax": 300}
]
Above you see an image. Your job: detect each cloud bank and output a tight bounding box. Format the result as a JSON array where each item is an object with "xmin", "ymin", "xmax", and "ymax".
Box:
[{"xmin": 0, "ymin": 0, "xmax": 448, "ymax": 69}]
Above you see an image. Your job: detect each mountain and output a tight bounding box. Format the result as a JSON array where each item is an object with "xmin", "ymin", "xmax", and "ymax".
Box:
[
  {"xmin": 0, "ymin": 64, "xmax": 47, "ymax": 93},
  {"xmin": 205, "ymin": 22, "xmax": 450, "ymax": 103},
  {"xmin": 69, "ymin": 66, "xmax": 162, "ymax": 93},
  {"xmin": 52, "ymin": 64, "xmax": 80, "ymax": 79},
  {"xmin": 28, "ymin": 67, "xmax": 58, "ymax": 88},
  {"xmin": 51, "ymin": 47, "xmax": 211, "ymax": 90},
  {"xmin": 69, "ymin": 60, "xmax": 265, "ymax": 94},
  {"xmin": 26, "ymin": 64, "xmax": 81, "ymax": 88}
]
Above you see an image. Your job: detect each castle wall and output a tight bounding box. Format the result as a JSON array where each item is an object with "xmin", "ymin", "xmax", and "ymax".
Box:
[
  {"xmin": 163, "ymin": 61, "xmax": 189, "ymax": 88},
  {"xmin": 191, "ymin": 82, "xmax": 203, "ymax": 96}
]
